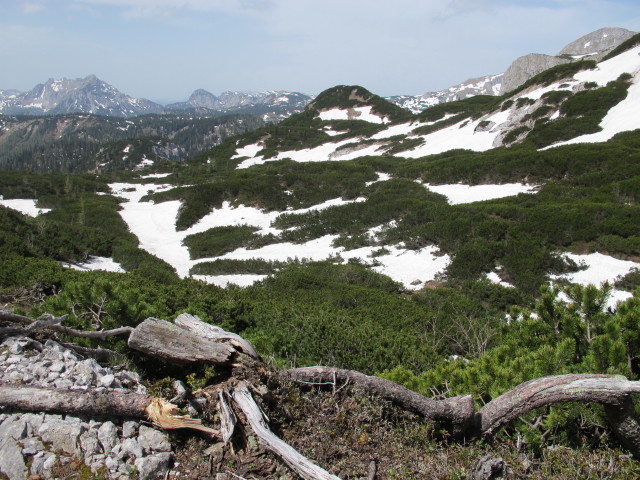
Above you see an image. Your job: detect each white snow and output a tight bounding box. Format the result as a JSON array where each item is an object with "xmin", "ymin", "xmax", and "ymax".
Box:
[
  {"xmin": 318, "ymin": 106, "xmax": 390, "ymax": 124},
  {"xmin": 394, "ymin": 117, "xmax": 502, "ymax": 159},
  {"xmin": 366, "ymin": 172, "xmax": 392, "ymax": 186},
  {"xmin": 232, "ymin": 143, "xmax": 263, "ymax": 159},
  {"xmin": 237, "ymin": 138, "xmax": 354, "ymax": 169},
  {"xmin": 110, "ymin": 181, "xmax": 397, "ymax": 286},
  {"xmin": 552, "ymin": 252, "xmax": 640, "ymax": 309},
  {"xmin": 546, "ymin": 46, "xmax": 640, "ymax": 147},
  {"xmin": 140, "ymin": 173, "xmax": 171, "ymax": 179},
  {"xmin": 371, "ymin": 121, "xmax": 418, "ymax": 140},
  {"xmin": 0, "ymin": 199, "xmax": 51, "ymax": 217},
  {"xmin": 123, "ymin": 145, "xmax": 131, "ymax": 153},
  {"xmin": 422, "ymin": 183, "xmax": 537, "ymax": 204},
  {"xmin": 62, "ymin": 256, "xmax": 125, "ymax": 273},
  {"xmin": 486, "ymin": 271, "xmax": 515, "ymax": 288}
]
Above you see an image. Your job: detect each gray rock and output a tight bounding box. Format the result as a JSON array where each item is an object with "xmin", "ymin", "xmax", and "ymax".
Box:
[
  {"xmin": 97, "ymin": 421, "xmax": 119, "ymax": 454},
  {"xmin": 0, "ymin": 415, "xmax": 28, "ymax": 441},
  {"xmin": 38, "ymin": 418, "xmax": 84, "ymax": 455},
  {"xmin": 138, "ymin": 425, "xmax": 172, "ymax": 453},
  {"xmin": 559, "ymin": 27, "xmax": 636, "ymax": 56},
  {"xmin": 99, "ymin": 373, "xmax": 116, "ymax": 387},
  {"xmin": 23, "ymin": 412, "xmax": 45, "ymax": 436},
  {"xmin": 121, "ymin": 437, "xmax": 144, "ymax": 460},
  {"xmin": 135, "ymin": 452, "xmax": 172, "ymax": 480},
  {"xmin": 50, "ymin": 360, "xmax": 66, "ymax": 372},
  {"xmin": 30, "ymin": 451, "xmax": 57, "ymax": 477},
  {"xmin": 80, "ymin": 429, "xmax": 103, "ymax": 459},
  {"xmin": 500, "ymin": 53, "xmax": 569, "ymax": 94},
  {"xmin": 20, "ymin": 436, "xmax": 45, "ymax": 455},
  {"xmin": 0, "ymin": 437, "xmax": 28, "ymax": 480},
  {"xmin": 123, "ymin": 420, "xmax": 139, "ymax": 438},
  {"xmin": 105, "ymin": 455, "xmax": 120, "ymax": 471}
]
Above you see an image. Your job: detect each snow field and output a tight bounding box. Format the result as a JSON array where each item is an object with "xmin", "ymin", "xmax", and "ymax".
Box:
[
  {"xmin": 551, "ymin": 252, "xmax": 640, "ymax": 309},
  {"xmin": 0, "ymin": 199, "xmax": 51, "ymax": 217},
  {"xmin": 61, "ymin": 256, "xmax": 125, "ymax": 273},
  {"xmin": 318, "ymin": 106, "xmax": 390, "ymax": 124},
  {"xmin": 111, "ymin": 182, "xmax": 447, "ymax": 288},
  {"xmin": 422, "ymin": 182, "xmax": 538, "ymax": 204}
]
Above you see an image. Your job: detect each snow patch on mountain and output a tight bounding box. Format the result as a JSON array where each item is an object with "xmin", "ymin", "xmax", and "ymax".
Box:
[
  {"xmin": 0, "ymin": 199, "xmax": 51, "ymax": 217},
  {"xmin": 110, "ymin": 181, "xmax": 450, "ymax": 289},
  {"xmin": 422, "ymin": 183, "xmax": 538, "ymax": 204},
  {"xmin": 544, "ymin": 46, "xmax": 640, "ymax": 148},
  {"xmin": 318, "ymin": 106, "xmax": 390, "ymax": 124}
]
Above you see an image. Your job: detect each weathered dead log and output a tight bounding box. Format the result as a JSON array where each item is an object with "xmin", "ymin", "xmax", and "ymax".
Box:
[
  {"xmin": 174, "ymin": 313, "xmax": 261, "ymax": 360},
  {"xmin": 0, "ymin": 310, "xmax": 133, "ymax": 341},
  {"xmin": 283, "ymin": 366, "xmax": 475, "ymax": 435},
  {"xmin": 218, "ymin": 390, "xmax": 237, "ymax": 445},
  {"xmin": 0, "ymin": 384, "xmax": 152, "ymax": 418},
  {"xmin": 232, "ymin": 383, "xmax": 342, "ymax": 480},
  {"xmin": 59, "ymin": 342, "xmax": 121, "ymax": 363},
  {"xmin": 478, "ymin": 374, "xmax": 640, "ymax": 438},
  {"xmin": 0, "ymin": 385, "xmax": 218, "ymax": 435},
  {"xmin": 128, "ymin": 317, "xmax": 235, "ymax": 365}
]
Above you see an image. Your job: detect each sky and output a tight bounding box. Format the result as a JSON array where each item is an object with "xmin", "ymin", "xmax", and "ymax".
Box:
[{"xmin": 1, "ymin": 0, "xmax": 639, "ymax": 103}]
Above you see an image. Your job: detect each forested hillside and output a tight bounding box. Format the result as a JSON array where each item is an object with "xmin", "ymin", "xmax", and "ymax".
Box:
[{"xmin": 2, "ymin": 34, "xmax": 640, "ymax": 479}]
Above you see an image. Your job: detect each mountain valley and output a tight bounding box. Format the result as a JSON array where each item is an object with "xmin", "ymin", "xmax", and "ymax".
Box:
[{"xmin": 2, "ymin": 27, "xmax": 640, "ymax": 479}]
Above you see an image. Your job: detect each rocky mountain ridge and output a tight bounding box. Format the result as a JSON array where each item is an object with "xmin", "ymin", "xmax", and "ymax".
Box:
[
  {"xmin": 0, "ymin": 76, "xmax": 313, "ymax": 121},
  {"xmin": 389, "ymin": 27, "xmax": 637, "ymax": 113}
]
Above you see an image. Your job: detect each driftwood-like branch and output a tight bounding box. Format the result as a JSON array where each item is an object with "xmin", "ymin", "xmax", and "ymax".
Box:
[
  {"xmin": 283, "ymin": 366, "xmax": 475, "ymax": 435},
  {"xmin": 478, "ymin": 374, "xmax": 640, "ymax": 438},
  {"xmin": 174, "ymin": 313, "xmax": 261, "ymax": 360},
  {"xmin": 218, "ymin": 390, "xmax": 237, "ymax": 445},
  {"xmin": 232, "ymin": 383, "xmax": 342, "ymax": 480},
  {"xmin": 0, "ymin": 385, "xmax": 218, "ymax": 435},
  {"xmin": 0, "ymin": 310, "xmax": 133, "ymax": 341},
  {"xmin": 0, "ymin": 385, "xmax": 153, "ymax": 418},
  {"xmin": 128, "ymin": 317, "xmax": 235, "ymax": 365}
]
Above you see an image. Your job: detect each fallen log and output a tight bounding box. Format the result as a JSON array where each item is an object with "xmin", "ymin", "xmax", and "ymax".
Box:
[
  {"xmin": 0, "ymin": 311, "xmax": 133, "ymax": 341},
  {"xmin": 127, "ymin": 317, "xmax": 236, "ymax": 365},
  {"xmin": 478, "ymin": 374, "xmax": 640, "ymax": 438},
  {"xmin": 0, "ymin": 385, "xmax": 218, "ymax": 436},
  {"xmin": 283, "ymin": 366, "xmax": 475, "ymax": 435},
  {"xmin": 174, "ymin": 313, "xmax": 261, "ymax": 360}
]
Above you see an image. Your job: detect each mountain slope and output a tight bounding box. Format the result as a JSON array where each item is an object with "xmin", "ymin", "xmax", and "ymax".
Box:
[
  {"xmin": 0, "ymin": 75, "xmax": 164, "ymax": 117},
  {"xmin": 166, "ymin": 89, "xmax": 313, "ymax": 121},
  {"xmin": 390, "ymin": 27, "xmax": 636, "ymax": 113}
]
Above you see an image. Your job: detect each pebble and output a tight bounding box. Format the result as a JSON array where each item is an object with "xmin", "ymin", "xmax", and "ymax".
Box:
[{"xmin": 0, "ymin": 336, "xmax": 173, "ymax": 480}]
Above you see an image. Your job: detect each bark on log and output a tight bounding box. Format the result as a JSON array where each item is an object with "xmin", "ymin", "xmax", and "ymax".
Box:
[
  {"xmin": 128, "ymin": 317, "xmax": 235, "ymax": 365},
  {"xmin": 232, "ymin": 383, "xmax": 342, "ymax": 480},
  {"xmin": 0, "ymin": 385, "xmax": 153, "ymax": 418},
  {"xmin": 0, "ymin": 385, "xmax": 218, "ymax": 435},
  {"xmin": 174, "ymin": 313, "xmax": 261, "ymax": 360},
  {"xmin": 283, "ymin": 366, "xmax": 474, "ymax": 435},
  {"xmin": 0, "ymin": 311, "xmax": 133, "ymax": 340},
  {"xmin": 478, "ymin": 374, "xmax": 640, "ymax": 438}
]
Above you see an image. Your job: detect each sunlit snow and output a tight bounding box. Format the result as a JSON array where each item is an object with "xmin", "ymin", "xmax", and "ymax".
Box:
[
  {"xmin": 62, "ymin": 256, "xmax": 125, "ymax": 273},
  {"xmin": 110, "ymin": 182, "xmax": 416, "ymax": 287},
  {"xmin": 552, "ymin": 252, "xmax": 640, "ymax": 309},
  {"xmin": 545, "ymin": 46, "xmax": 640, "ymax": 147},
  {"xmin": 318, "ymin": 106, "xmax": 390, "ymax": 124},
  {"xmin": 0, "ymin": 199, "xmax": 51, "ymax": 217},
  {"xmin": 422, "ymin": 183, "xmax": 537, "ymax": 204}
]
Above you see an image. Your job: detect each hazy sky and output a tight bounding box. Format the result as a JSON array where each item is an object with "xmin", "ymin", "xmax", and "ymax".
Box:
[{"xmin": 1, "ymin": 0, "xmax": 639, "ymax": 103}]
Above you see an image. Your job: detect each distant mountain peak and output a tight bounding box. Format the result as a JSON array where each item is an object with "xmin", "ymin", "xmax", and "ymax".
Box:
[{"xmin": 0, "ymin": 75, "xmax": 163, "ymax": 118}]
